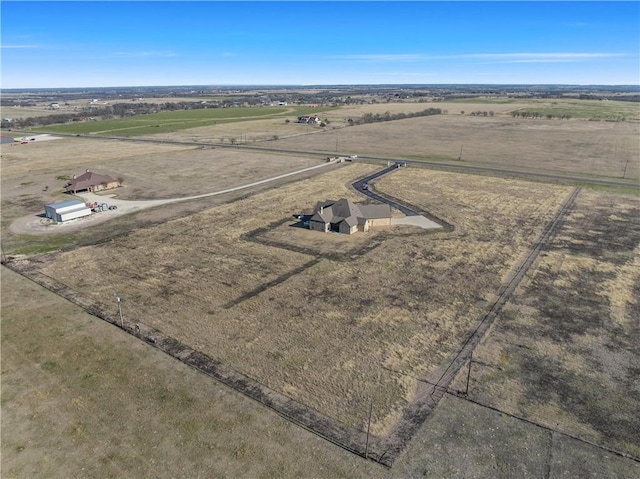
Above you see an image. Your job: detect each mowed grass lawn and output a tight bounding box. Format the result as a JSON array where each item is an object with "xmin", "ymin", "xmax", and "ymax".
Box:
[{"xmin": 41, "ymin": 106, "xmax": 336, "ymax": 136}]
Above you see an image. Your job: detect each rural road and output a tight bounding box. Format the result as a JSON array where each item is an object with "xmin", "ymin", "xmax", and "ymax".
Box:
[{"xmin": 42, "ymin": 131, "xmax": 639, "ymax": 189}]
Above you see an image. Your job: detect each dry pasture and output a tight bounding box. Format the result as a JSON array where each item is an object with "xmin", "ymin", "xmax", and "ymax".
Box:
[
  {"xmin": 1, "ymin": 268, "xmax": 383, "ymax": 479},
  {"xmin": 141, "ymin": 101, "xmax": 525, "ymax": 145},
  {"xmin": 36, "ymin": 164, "xmax": 572, "ymax": 437},
  {"xmin": 450, "ymin": 187, "xmax": 640, "ymax": 459},
  {"xmin": 137, "ymin": 100, "xmax": 640, "ymax": 181},
  {"xmin": 0, "ymin": 137, "xmax": 324, "ymax": 238},
  {"xmin": 268, "ymin": 114, "xmax": 640, "ymax": 179},
  {"xmin": 6, "ymin": 258, "xmax": 638, "ymax": 478}
]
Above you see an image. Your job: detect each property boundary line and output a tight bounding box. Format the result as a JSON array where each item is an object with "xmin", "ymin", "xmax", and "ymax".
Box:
[{"xmin": 1, "ymin": 180, "xmax": 588, "ymax": 467}]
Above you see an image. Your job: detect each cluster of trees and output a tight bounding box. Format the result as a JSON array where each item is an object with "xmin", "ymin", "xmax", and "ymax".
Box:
[
  {"xmin": 510, "ymin": 111, "xmax": 571, "ymax": 119},
  {"xmin": 349, "ymin": 108, "xmax": 443, "ymax": 125},
  {"xmin": 468, "ymin": 110, "xmax": 495, "ymax": 117}
]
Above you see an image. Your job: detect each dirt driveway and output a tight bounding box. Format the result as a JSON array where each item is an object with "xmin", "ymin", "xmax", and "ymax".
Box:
[{"xmin": 10, "ymin": 160, "xmax": 337, "ymax": 235}]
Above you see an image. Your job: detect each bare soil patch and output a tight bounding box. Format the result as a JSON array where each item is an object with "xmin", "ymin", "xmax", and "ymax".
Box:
[{"xmin": 33, "ymin": 165, "xmax": 570, "ymax": 439}]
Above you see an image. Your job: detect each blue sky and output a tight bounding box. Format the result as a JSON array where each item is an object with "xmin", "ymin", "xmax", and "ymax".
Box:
[{"xmin": 2, "ymin": 1, "xmax": 639, "ymax": 88}]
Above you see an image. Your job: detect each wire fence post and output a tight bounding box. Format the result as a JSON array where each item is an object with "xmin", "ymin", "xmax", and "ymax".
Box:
[
  {"xmin": 116, "ymin": 296, "xmax": 124, "ymax": 328},
  {"xmin": 365, "ymin": 400, "xmax": 373, "ymax": 459},
  {"xmin": 465, "ymin": 353, "xmax": 473, "ymax": 395}
]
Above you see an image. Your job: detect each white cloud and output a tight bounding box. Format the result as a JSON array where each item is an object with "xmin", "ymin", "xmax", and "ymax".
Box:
[
  {"xmin": 1, "ymin": 44, "xmax": 40, "ymax": 49},
  {"xmin": 333, "ymin": 52, "xmax": 627, "ymax": 64},
  {"xmin": 112, "ymin": 51, "xmax": 178, "ymax": 58},
  {"xmin": 333, "ymin": 54, "xmax": 423, "ymax": 62},
  {"xmin": 457, "ymin": 52, "xmax": 626, "ymax": 62}
]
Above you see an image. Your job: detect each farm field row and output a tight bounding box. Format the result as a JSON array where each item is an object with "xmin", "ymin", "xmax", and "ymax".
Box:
[{"xmin": 38, "ymin": 106, "xmax": 336, "ymax": 136}]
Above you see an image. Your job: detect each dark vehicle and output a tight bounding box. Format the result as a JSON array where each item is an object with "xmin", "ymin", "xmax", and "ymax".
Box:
[{"xmin": 108, "ymin": 205, "xmax": 118, "ymax": 210}]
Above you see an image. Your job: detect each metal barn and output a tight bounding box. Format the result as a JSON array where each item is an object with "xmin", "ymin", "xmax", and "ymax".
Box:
[{"xmin": 44, "ymin": 199, "xmax": 91, "ymax": 223}]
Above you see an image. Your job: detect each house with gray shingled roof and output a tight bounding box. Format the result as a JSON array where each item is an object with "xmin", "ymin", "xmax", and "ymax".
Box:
[{"xmin": 308, "ymin": 198, "xmax": 391, "ymax": 234}]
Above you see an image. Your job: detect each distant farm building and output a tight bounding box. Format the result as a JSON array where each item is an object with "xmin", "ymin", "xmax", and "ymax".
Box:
[
  {"xmin": 308, "ymin": 198, "xmax": 391, "ymax": 234},
  {"xmin": 65, "ymin": 170, "xmax": 120, "ymax": 194},
  {"xmin": 297, "ymin": 115, "xmax": 321, "ymax": 124},
  {"xmin": 44, "ymin": 199, "xmax": 91, "ymax": 223}
]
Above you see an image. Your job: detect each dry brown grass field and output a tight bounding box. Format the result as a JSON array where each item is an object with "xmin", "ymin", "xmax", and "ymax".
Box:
[
  {"xmin": 6, "ymin": 264, "xmax": 638, "ymax": 478},
  {"xmin": 139, "ymin": 100, "xmax": 640, "ymax": 180},
  {"xmin": 267, "ymin": 115, "xmax": 639, "ymax": 179},
  {"xmin": 2, "ymin": 97, "xmax": 639, "ymax": 476},
  {"xmin": 34, "ymin": 164, "xmax": 572, "ymax": 436},
  {"xmin": 1, "ymin": 137, "xmax": 321, "ymax": 201},
  {"xmin": 450, "ymin": 187, "xmax": 640, "ymax": 459},
  {"xmin": 1, "ymin": 268, "xmax": 385, "ymax": 479},
  {"xmin": 142, "ymin": 101, "xmax": 527, "ymax": 145},
  {"xmin": 0, "ymin": 137, "xmax": 324, "ymax": 250}
]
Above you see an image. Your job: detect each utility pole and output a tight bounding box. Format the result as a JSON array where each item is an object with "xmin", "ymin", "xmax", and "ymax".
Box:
[
  {"xmin": 458, "ymin": 144, "xmax": 463, "ymax": 161},
  {"xmin": 465, "ymin": 354, "xmax": 473, "ymax": 395},
  {"xmin": 364, "ymin": 401, "xmax": 373, "ymax": 458},
  {"xmin": 116, "ymin": 296, "xmax": 124, "ymax": 328}
]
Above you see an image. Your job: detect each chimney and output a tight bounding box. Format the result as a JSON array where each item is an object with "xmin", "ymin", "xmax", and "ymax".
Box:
[
  {"xmin": 73, "ymin": 175, "xmax": 76, "ymax": 179},
  {"xmin": 320, "ymin": 206, "xmax": 323, "ymax": 214},
  {"xmin": 86, "ymin": 169, "xmax": 90, "ymax": 173}
]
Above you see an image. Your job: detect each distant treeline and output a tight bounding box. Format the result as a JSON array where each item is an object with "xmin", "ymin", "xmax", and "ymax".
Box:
[
  {"xmin": 511, "ymin": 111, "xmax": 572, "ymax": 119},
  {"xmin": 349, "ymin": 108, "xmax": 443, "ymax": 125},
  {"xmin": 1, "ymin": 99, "xmax": 261, "ymax": 129}
]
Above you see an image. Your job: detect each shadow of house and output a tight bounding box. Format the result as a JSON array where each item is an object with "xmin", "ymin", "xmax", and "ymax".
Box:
[
  {"xmin": 65, "ymin": 170, "xmax": 120, "ymax": 194},
  {"xmin": 308, "ymin": 198, "xmax": 391, "ymax": 234}
]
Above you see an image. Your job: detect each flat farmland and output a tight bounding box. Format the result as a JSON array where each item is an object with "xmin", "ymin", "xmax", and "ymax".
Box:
[
  {"xmin": 140, "ymin": 116, "xmax": 331, "ymax": 144},
  {"xmin": 450, "ymin": 187, "xmax": 640, "ymax": 459},
  {"xmin": 1, "ymin": 268, "xmax": 383, "ymax": 479},
  {"xmin": 269, "ymin": 114, "xmax": 640, "ymax": 179},
  {"xmin": 34, "ymin": 164, "xmax": 572, "ymax": 436},
  {"xmin": 1, "ymin": 136, "xmax": 322, "ymax": 218},
  {"xmin": 142, "ymin": 101, "xmax": 527, "ymax": 145}
]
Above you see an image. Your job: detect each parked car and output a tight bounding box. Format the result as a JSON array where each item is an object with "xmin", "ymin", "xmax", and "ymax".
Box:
[{"xmin": 108, "ymin": 205, "xmax": 118, "ymax": 210}]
